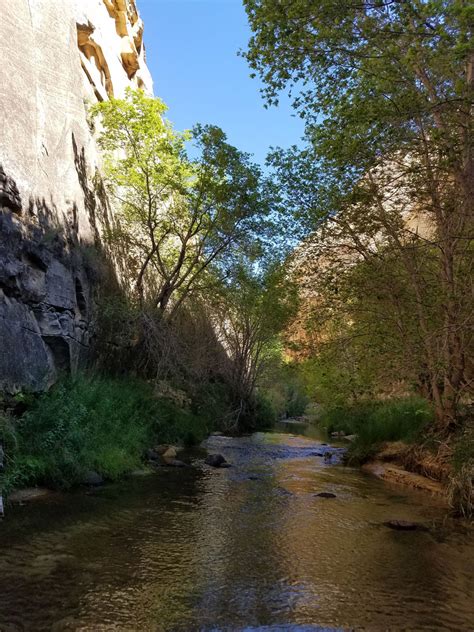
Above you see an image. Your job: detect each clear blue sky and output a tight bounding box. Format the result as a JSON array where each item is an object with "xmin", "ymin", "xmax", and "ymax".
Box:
[{"xmin": 138, "ymin": 0, "xmax": 304, "ymax": 167}]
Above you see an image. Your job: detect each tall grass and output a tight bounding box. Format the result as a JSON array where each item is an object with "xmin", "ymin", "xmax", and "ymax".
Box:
[
  {"xmin": 0, "ymin": 375, "xmax": 224, "ymax": 494},
  {"xmin": 319, "ymin": 396, "xmax": 434, "ymax": 463}
]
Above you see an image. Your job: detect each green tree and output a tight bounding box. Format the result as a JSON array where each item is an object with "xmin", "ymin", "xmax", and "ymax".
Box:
[
  {"xmin": 244, "ymin": 0, "xmax": 474, "ymax": 430},
  {"xmin": 91, "ymin": 89, "xmax": 272, "ymax": 317},
  {"xmin": 213, "ymin": 262, "xmax": 298, "ymax": 430}
]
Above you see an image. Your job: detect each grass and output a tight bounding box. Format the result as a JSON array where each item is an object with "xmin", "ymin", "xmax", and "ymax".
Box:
[
  {"xmin": 448, "ymin": 424, "xmax": 474, "ymax": 518},
  {"xmin": 0, "ymin": 375, "xmax": 225, "ymax": 495},
  {"xmin": 318, "ymin": 396, "xmax": 434, "ymax": 463}
]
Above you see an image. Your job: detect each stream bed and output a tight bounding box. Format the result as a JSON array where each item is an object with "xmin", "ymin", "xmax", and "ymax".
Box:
[{"xmin": 0, "ymin": 428, "xmax": 473, "ymax": 631}]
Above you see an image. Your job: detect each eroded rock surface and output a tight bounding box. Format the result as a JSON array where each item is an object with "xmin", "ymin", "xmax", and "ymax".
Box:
[{"xmin": 0, "ymin": 0, "xmax": 153, "ymax": 392}]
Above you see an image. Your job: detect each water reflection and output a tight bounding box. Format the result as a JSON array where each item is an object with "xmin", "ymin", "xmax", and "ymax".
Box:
[{"xmin": 0, "ymin": 431, "xmax": 472, "ymax": 631}]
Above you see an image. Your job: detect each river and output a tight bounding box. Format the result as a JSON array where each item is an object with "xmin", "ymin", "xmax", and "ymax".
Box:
[{"xmin": 0, "ymin": 426, "xmax": 472, "ymax": 631}]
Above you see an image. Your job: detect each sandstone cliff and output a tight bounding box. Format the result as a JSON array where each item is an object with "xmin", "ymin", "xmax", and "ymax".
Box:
[{"xmin": 0, "ymin": 0, "xmax": 153, "ymax": 392}]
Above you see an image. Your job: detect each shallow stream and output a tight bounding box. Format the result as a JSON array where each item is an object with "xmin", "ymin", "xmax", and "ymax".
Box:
[{"xmin": 0, "ymin": 426, "xmax": 473, "ymax": 631}]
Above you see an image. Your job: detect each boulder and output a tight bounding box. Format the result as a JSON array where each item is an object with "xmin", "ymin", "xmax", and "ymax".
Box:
[
  {"xmin": 82, "ymin": 470, "xmax": 104, "ymax": 486},
  {"xmin": 146, "ymin": 448, "xmax": 160, "ymax": 461},
  {"xmin": 162, "ymin": 446, "xmax": 178, "ymax": 459},
  {"xmin": 205, "ymin": 454, "xmax": 227, "ymax": 468},
  {"xmin": 315, "ymin": 492, "xmax": 337, "ymax": 498}
]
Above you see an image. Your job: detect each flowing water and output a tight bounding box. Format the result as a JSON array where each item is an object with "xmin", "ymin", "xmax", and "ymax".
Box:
[{"xmin": 0, "ymin": 427, "xmax": 473, "ymax": 631}]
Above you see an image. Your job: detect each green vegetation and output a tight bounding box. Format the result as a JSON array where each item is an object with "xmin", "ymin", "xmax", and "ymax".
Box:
[
  {"xmin": 0, "ymin": 375, "xmax": 229, "ymax": 495},
  {"xmin": 316, "ymin": 397, "xmax": 433, "ymax": 463},
  {"xmin": 244, "ymin": 0, "xmax": 474, "ymax": 432}
]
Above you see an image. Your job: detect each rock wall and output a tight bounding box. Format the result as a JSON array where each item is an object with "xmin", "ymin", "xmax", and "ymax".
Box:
[{"xmin": 0, "ymin": 0, "xmax": 152, "ymax": 392}]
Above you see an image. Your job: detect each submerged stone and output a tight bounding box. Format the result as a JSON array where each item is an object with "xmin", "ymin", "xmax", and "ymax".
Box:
[
  {"xmin": 384, "ymin": 520, "xmax": 428, "ymax": 531},
  {"xmin": 205, "ymin": 454, "xmax": 227, "ymax": 467}
]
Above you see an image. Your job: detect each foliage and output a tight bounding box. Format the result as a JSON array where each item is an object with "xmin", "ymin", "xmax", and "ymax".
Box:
[
  {"xmin": 0, "ymin": 375, "xmax": 232, "ymax": 494},
  {"xmin": 244, "ymin": 0, "xmax": 474, "ymax": 430},
  {"xmin": 91, "ymin": 89, "xmax": 274, "ymax": 317},
  {"xmin": 211, "ymin": 260, "xmax": 299, "ymax": 430},
  {"xmin": 317, "ymin": 397, "xmax": 434, "ymax": 463}
]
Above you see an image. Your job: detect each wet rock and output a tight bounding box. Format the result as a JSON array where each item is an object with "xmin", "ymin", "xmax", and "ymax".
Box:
[
  {"xmin": 315, "ymin": 492, "xmax": 337, "ymax": 498},
  {"xmin": 384, "ymin": 520, "xmax": 428, "ymax": 531},
  {"xmin": 310, "ymin": 451, "xmax": 324, "ymax": 457},
  {"xmin": 219, "ymin": 462, "xmax": 232, "ymax": 468},
  {"xmin": 248, "ymin": 475, "xmax": 260, "ymax": 480},
  {"xmin": 163, "ymin": 458, "xmax": 187, "ymax": 468},
  {"xmin": 146, "ymin": 448, "xmax": 160, "ymax": 461},
  {"xmin": 331, "ymin": 431, "xmax": 346, "ymax": 438},
  {"xmin": 211, "ymin": 431, "xmax": 223, "ymax": 436},
  {"xmin": 205, "ymin": 454, "xmax": 227, "ymax": 468},
  {"xmin": 162, "ymin": 446, "xmax": 178, "ymax": 459},
  {"xmin": 323, "ymin": 452, "xmax": 333, "ymax": 463},
  {"xmin": 275, "ymin": 487, "xmax": 293, "ymax": 496},
  {"xmin": 82, "ymin": 471, "xmax": 104, "ymax": 486}
]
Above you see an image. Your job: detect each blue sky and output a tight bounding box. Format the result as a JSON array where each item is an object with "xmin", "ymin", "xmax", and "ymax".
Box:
[{"xmin": 138, "ymin": 0, "xmax": 304, "ymax": 167}]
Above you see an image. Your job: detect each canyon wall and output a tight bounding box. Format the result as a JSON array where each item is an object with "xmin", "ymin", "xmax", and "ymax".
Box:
[{"xmin": 0, "ymin": 0, "xmax": 152, "ymax": 392}]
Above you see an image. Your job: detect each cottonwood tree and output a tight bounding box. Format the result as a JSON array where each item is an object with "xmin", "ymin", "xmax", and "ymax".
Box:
[
  {"xmin": 91, "ymin": 89, "xmax": 272, "ymax": 318},
  {"xmin": 244, "ymin": 0, "xmax": 474, "ymax": 430},
  {"xmin": 212, "ymin": 262, "xmax": 298, "ymax": 430}
]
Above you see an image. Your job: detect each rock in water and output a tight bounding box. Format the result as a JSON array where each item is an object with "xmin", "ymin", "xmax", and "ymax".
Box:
[
  {"xmin": 315, "ymin": 492, "xmax": 337, "ymax": 498},
  {"xmin": 384, "ymin": 520, "xmax": 427, "ymax": 531},
  {"xmin": 146, "ymin": 448, "xmax": 160, "ymax": 461},
  {"xmin": 162, "ymin": 446, "xmax": 178, "ymax": 459},
  {"xmin": 163, "ymin": 459, "xmax": 187, "ymax": 468},
  {"xmin": 205, "ymin": 454, "xmax": 227, "ymax": 468},
  {"xmin": 82, "ymin": 471, "xmax": 104, "ymax": 487}
]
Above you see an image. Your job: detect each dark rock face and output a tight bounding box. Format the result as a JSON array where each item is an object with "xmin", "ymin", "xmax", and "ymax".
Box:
[
  {"xmin": 0, "ymin": 166, "xmax": 22, "ymax": 214},
  {"xmin": 205, "ymin": 454, "xmax": 227, "ymax": 468},
  {"xmin": 0, "ymin": 197, "xmax": 93, "ymax": 393}
]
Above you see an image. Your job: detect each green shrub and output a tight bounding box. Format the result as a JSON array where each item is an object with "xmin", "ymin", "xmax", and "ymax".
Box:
[
  {"xmin": 318, "ymin": 396, "xmax": 433, "ymax": 463},
  {"xmin": 0, "ymin": 375, "xmax": 234, "ymax": 494}
]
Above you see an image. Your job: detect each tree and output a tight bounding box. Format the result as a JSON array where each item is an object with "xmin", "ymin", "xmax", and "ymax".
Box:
[
  {"xmin": 212, "ymin": 262, "xmax": 298, "ymax": 430},
  {"xmin": 244, "ymin": 0, "xmax": 474, "ymax": 430},
  {"xmin": 91, "ymin": 89, "xmax": 272, "ymax": 318}
]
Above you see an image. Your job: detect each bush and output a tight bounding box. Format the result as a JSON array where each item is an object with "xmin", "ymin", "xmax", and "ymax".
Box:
[
  {"xmin": 318, "ymin": 396, "xmax": 433, "ymax": 463},
  {"xmin": 2, "ymin": 377, "xmax": 157, "ymax": 491},
  {"xmin": 0, "ymin": 375, "xmax": 233, "ymax": 494}
]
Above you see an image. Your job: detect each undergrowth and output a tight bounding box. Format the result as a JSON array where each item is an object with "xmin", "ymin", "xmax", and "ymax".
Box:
[
  {"xmin": 0, "ymin": 375, "xmax": 226, "ymax": 495},
  {"xmin": 318, "ymin": 396, "xmax": 434, "ymax": 463}
]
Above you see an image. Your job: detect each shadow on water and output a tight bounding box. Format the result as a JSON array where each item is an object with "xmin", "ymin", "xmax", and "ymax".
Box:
[{"xmin": 0, "ymin": 428, "xmax": 473, "ymax": 631}]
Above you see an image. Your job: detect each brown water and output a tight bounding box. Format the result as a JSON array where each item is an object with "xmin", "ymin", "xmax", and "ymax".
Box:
[{"xmin": 0, "ymin": 428, "xmax": 473, "ymax": 631}]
